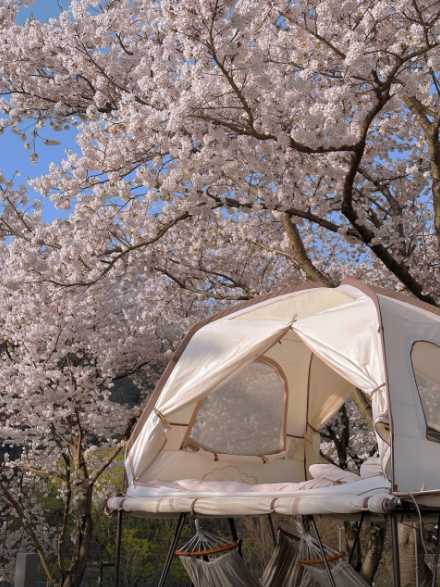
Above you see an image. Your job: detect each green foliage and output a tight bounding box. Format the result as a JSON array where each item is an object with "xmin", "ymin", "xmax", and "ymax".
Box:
[{"xmin": 94, "ymin": 515, "xmax": 192, "ymax": 586}]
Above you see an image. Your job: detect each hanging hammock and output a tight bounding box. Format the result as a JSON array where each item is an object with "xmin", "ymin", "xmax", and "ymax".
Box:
[
  {"xmin": 303, "ymin": 562, "xmax": 371, "ymax": 587},
  {"xmin": 178, "ymin": 520, "xmax": 370, "ymax": 587},
  {"xmin": 176, "ymin": 520, "xmax": 260, "ymax": 587},
  {"xmin": 261, "ymin": 526, "xmax": 370, "ymax": 587},
  {"xmin": 261, "ymin": 528, "xmax": 300, "ymax": 587}
]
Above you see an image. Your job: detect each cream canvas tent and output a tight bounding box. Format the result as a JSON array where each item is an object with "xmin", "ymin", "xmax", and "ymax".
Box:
[
  {"xmin": 108, "ymin": 278, "xmax": 440, "ymax": 587},
  {"xmin": 116, "ymin": 279, "xmax": 440, "ymax": 509}
]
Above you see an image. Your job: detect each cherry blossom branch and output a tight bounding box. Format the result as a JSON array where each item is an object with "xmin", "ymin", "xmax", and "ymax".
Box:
[
  {"xmin": 404, "ymin": 95, "xmax": 440, "ymax": 249},
  {"xmin": 155, "ymin": 265, "xmax": 252, "ymax": 301},
  {"xmin": 281, "ymin": 212, "xmax": 333, "ymax": 285},
  {"xmin": 339, "ymin": 59, "xmax": 438, "ymax": 303},
  {"xmin": 279, "ymin": 10, "xmax": 346, "ymax": 59},
  {"xmin": 39, "ymin": 208, "xmax": 199, "ymax": 288}
]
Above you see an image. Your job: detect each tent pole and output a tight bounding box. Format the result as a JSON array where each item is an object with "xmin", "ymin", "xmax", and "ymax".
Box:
[
  {"xmin": 114, "ymin": 509, "xmax": 123, "ymax": 587},
  {"xmin": 268, "ymin": 514, "xmax": 277, "ymax": 546},
  {"xmin": 310, "ymin": 516, "xmax": 336, "ymax": 587},
  {"xmin": 390, "ymin": 513, "xmax": 401, "ymax": 587},
  {"xmin": 228, "ymin": 517, "xmax": 242, "ymax": 557},
  {"xmin": 158, "ymin": 513, "xmax": 186, "ymax": 587}
]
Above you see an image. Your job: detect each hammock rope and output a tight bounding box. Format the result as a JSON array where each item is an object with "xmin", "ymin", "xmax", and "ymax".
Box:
[
  {"xmin": 176, "ymin": 520, "xmax": 238, "ymax": 558},
  {"xmin": 177, "ymin": 520, "xmax": 260, "ymax": 587}
]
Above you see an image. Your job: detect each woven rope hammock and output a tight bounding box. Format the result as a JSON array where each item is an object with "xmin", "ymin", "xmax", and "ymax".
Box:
[
  {"xmin": 261, "ymin": 527, "xmax": 301, "ymax": 587},
  {"xmin": 176, "ymin": 520, "xmax": 260, "ymax": 587},
  {"xmin": 262, "ymin": 526, "xmax": 370, "ymax": 587},
  {"xmin": 178, "ymin": 521, "xmax": 370, "ymax": 587}
]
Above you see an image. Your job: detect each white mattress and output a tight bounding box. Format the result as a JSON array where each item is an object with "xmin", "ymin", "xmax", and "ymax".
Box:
[{"xmin": 107, "ymin": 476, "xmax": 393, "ymax": 516}]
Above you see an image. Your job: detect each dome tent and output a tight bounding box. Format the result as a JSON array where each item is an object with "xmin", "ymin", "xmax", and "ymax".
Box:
[
  {"xmin": 122, "ymin": 279, "xmax": 440, "ymax": 501},
  {"xmin": 108, "ymin": 279, "xmax": 440, "ymax": 587}
]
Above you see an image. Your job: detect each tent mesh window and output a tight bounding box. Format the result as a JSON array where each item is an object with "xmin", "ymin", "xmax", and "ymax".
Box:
[
  {"xmin": 188, "ymin": 360, "xmax": 286, "ymax": 456},
  {"xmin": 412, "ymin": 341, "xmax": 440, "ymax": 442}
]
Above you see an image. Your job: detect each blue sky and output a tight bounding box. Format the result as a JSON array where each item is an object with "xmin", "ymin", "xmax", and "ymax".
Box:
[
  {"xmin": 1, "ymin": 1, "xmax": 76, "ymax": 222},
  {"xmin": 1, "ymin": 124, "xmax": 78, "ymax": 221},
  {"xmin": 17, "ymin": 1, "xmax": 67, "ymax": 24}
]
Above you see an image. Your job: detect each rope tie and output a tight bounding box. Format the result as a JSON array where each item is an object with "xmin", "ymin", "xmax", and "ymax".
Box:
[
  {"xmin": 154, "ymin": 409, "xmax": 170, "ymax": 427},
  {"xmin": 289, "ymin": 314, "xmax": 297, "ymax": 327},
  {"xmin": 370, "ymin": 382, "xmax": 386, "ymax": 396},
  {"xmin": 277, "ymin": 315, "xmax": 298, "ymax": 344}
]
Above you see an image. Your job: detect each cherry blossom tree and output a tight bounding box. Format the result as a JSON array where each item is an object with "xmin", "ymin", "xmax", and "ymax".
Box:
[
  {"xmin": 0, "ymin": 179, "xmax": 199, "ymax": 585},
  {"xmin": 0, "ymin": 0, "xmax": 438, "ymax": 300},
  {"xmin": 0, "ymin": 0, "xmax": 438, "ymax": 584}
]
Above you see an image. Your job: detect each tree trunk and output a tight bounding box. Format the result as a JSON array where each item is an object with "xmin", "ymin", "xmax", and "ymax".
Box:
[
  {"xmin": 398, "ymin": 523, "xmax": 417, "ymax": 587},
  {"xmin": 417, "ymin": 523, "xmax": 433, "ymax": 587},
  {"xmin": 61, "ymin": 486, "xmax": 94, "ymax": 587},
  {"xmin": 361, "ymin": 523, "xmax": 386, "ymax": 583},
  {"xmin": 281, "ymin": 213, "xmax": 333, "ymax": 285}
]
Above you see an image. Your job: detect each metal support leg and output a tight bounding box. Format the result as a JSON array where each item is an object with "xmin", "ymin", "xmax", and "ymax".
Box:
[
  {"xmin": 310, "ymin": 516, "xmax": 337, "ymax": 587},
  {"xmin": 100, "ymin": 562, "xmax": 114, "ymax": 587},
  {"xmin": 114, "ymin": 509, "xmax": 123, "ymax": 587},
  {"xmin": 158, "ymin": 513, "xmax": 186, "ymax": 587},
  {"xmin": 228, "ymin": 517, "xmax": 242, "ymax": 557},
  {"xmin": 268, "ymin": 514, "xmax": 277, "ymax": 546},
  {"xmin": 431, "ymin": 513, "xmax": 440, "ymax": 587},
  {"xmin": 348, "ymin": 511, "xmax": 365, "ymax": 566},
  {"xmin": 391, "ymin": 513, "xmax": 402, "ymax": 587}
]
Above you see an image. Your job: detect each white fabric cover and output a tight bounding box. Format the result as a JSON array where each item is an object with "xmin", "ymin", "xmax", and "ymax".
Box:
[
  {"xmin": 308, "ymin": 464, "xmax": 360, "ymax": 484},
  {"xmin": 292, "ymin": 295, "xmax": 384, "ymax": 395},
  {"xmin": 108, "ymin": 476, "xmax": 391, "ymax": 516},
  {"xmin": 367, "ymin": 493, "xmax": 400, "ymax": 514},
  {"xmin": 360, "ymin": 457, "xmax": 382, "ymax": 479},
  {"xmin": 125, "ymin": 477, "xmax": 334, "ymax": 498},
  {"xmin": 156, "ymin": 319, "xmax": 292, "ymax": 414},
  {"xmin": 291, "ymin": 293, "xmax": 391, "ymax": 478}
]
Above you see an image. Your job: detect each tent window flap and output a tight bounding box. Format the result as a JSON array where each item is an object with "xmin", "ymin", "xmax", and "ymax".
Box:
[
  {"xmin": 186, "ymin": 359, "xmax": 287, "ymax": 456},
  {"xmin": 411, "ymin": 341, "xmax": 440, "ymax": 442}
]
